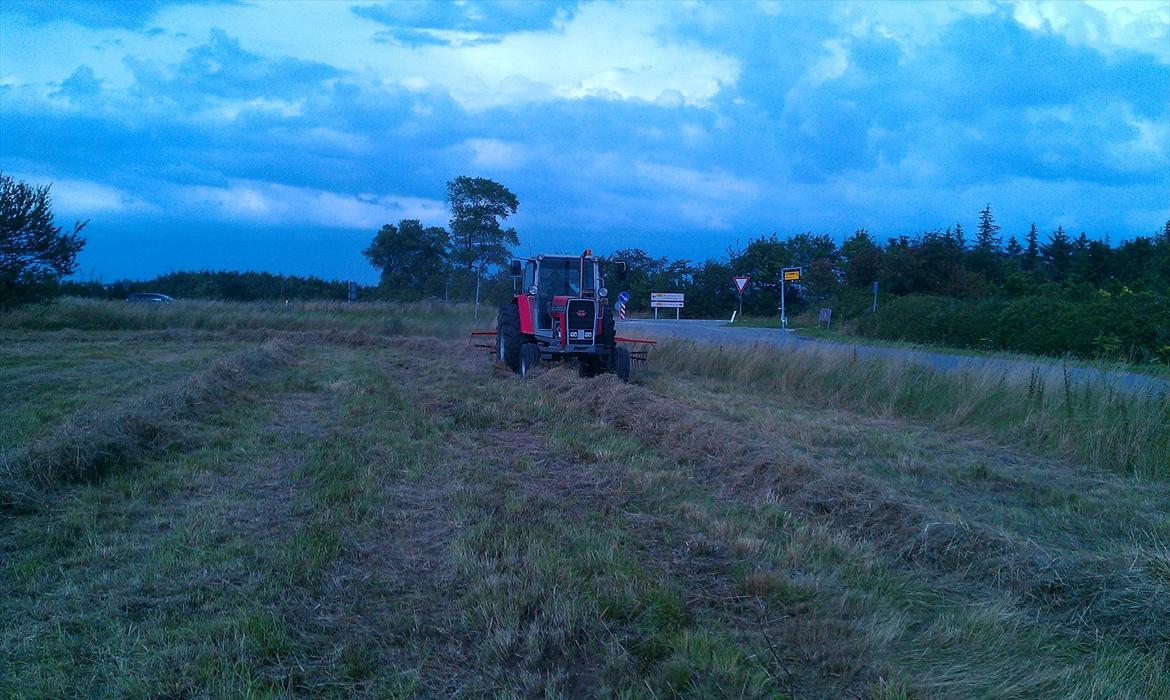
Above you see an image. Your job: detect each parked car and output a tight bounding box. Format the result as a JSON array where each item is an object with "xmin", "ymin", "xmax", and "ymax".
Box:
[{"xmin": 126, "ymin": 293, "xmax": 174, "ymax": 303}]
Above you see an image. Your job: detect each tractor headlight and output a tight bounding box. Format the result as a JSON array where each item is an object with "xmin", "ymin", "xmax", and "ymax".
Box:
[
  {"xmin": 598, "ymin": 286, "xmax": 608, "ymax": 298},
  {"xmin": 528, "ymin": 284, "xmax": 538, "ymax": 296}
]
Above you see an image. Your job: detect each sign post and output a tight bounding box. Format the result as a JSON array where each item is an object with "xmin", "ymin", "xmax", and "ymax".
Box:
[
  {"xmin": 650, "ymin": 292, "xmax": 684, "ymax": 320},
  {"xmin": 779, "ymin": 267, "xmax": 801, "ymax": 329},
  {"xmin": 617, "ymin": 291, "xmax": 630, "ymax": 320},
  {"xmin": 732, "ymin": 275, "xmax": 749, "ymax": 321},
  {"xmin": 872, "ymin": 280, "xmax": 879, "ymax": 314}
]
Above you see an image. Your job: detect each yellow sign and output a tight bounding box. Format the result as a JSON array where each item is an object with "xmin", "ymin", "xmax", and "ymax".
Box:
[{"xmin": 783, "ymin": 270, "xmax": 801, "ymax": 281}]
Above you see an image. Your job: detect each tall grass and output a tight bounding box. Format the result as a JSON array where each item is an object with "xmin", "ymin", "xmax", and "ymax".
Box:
[
  {"xmin": 0, "ymin": 297, "xmax": 483, "ymax": 338},
  {"xmin": 653, "ymin": 341, "xmax": 1170, "ymax": 478}
]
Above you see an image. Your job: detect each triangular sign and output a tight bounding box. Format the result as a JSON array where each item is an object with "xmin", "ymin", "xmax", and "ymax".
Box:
[{"xmin": 733, "ymin": 275, "xmax": 750, "ymax": 293}]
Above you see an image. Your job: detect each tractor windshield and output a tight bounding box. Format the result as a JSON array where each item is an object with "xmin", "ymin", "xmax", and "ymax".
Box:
[{"xmin": 539, "ymin": 258, "xmax": 581, "ymax": 297}]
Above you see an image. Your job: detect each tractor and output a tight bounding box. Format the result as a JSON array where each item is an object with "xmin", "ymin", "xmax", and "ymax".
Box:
[{"xmin": 493, "ymin": 249, "xmax": 639, "ymax": 379}]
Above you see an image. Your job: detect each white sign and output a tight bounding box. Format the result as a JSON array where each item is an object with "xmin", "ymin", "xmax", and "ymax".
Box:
[
  {"xmin": 650, "ymin": 300, "xmax": 684, "ymax": 308},
  {"xmin": 651, "ymin": 292, "xmax": 684, "ymax": 302},
  {"xmin": 733, "ymin": 276, "xmax": 749, "ymax": 293}
]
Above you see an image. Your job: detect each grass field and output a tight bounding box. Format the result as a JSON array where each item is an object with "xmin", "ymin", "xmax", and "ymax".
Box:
[
  {"xmin": 725, "ymin": 314, "xmax": 1170, "ymax": 379},
  {"xmin": 2, "ymin": 299, "xmax": 1168, "ymax": 698}
]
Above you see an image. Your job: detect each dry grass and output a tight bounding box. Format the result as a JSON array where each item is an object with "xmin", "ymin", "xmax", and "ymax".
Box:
[
  {"xmin": 533, "ymin": 367, "xmax": 1170, "ymax": 651},
  {"xmin": 4, "ymin": 301, "xmax": 1167, "ymax": 698},
  {"xmin": 651, "ymin": 340, "xmax": 1170, "ymax": 478},
  {"xmin": 0, "ymin": 339, "xmax": 296, "ymax": 513}
]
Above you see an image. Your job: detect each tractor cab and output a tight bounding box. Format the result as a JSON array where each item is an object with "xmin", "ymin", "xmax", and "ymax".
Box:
[
  {"xmin": 495, "ymin": 249, "xmax": 633, "ymax": 379},
  {"xmin": 523, "ymin": 252, "xmax": 604, "ymax": 334}
]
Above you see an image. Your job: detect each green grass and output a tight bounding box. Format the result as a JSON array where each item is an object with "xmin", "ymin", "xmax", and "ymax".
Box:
[
  {"xmin": 651, "ymin": 339, "xmax": 1170, "ymax": 479},
  {"xmin": 727, "ymin": 313, "xmax": 1170, "ymax": 378},
  {"xmin": 0, "ymin": 296, "xmax": 485, "ymax": 337},
  {"xmin": 2, "ymin": 300, "xmax": 1167, "ymax": 698}
]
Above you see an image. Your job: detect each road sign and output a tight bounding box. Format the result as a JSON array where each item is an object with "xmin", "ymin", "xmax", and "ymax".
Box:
[
  {"xmin": 618, "ymin": 291, "xmax": 630, "ymax": 303},
  {"xmin": 779, "ymin": 268, "xmax": 801, "ymax": 329},
  {"xmin": 650, "ymin": 292, "xmax": 683, "ymax": 319},
  {"xmin": 733, "ymin": 276, "xmax": 749, "ymax": 293}
]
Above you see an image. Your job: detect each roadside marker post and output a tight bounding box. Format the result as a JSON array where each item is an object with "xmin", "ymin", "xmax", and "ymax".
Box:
[
  {"xmin": 732, "ymin": 275, "xmax": 749, "ymax": 321},
  {"xmin": 617, "ymin": 291, "xmax": 629, "ymax": 320},
  {"xmin": 872, "ymin": 280, "xmax": 879, "ymax": 314},
  {"xmin": 779, "ymin": 267, "xmax": 801, "ymax": 330}
]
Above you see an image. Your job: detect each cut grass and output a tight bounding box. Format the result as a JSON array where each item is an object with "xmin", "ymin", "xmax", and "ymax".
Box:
[
  {"xmin": 3, "ymin": 301, "xmax": 1167, "ymax": 698},
  {"xmin": 652, "ymin": 339, "xmax": 1170, "ymax": 478}
]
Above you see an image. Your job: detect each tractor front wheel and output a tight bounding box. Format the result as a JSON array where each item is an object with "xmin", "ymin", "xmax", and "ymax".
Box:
[
  {"xmin": 519, "ymin": 343, "xmax": 541, "ymax": 377},
  {"xmin": 610, "ymin": 345, "xmax": 631, "ymax": 381},
  {"xmin": 497, "ymin": 304, "xmax": 522, "ymax": 372}
]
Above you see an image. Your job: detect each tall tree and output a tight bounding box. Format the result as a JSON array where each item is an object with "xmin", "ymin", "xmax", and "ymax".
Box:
[
  {"xmin": 1041, "ymin": 225, "xmax": 1073, "ymax": 281},
  {"xmin": 362, "ymin": 219, "xmax": 449, "ymax": 299},
  {"xmin": 1023, "ymin": 223, "xmax": 1040, "ymax": 271},
  {"xmin": 445, "ymin": 176, "xmax": 519, "ymax": 309},
  {"xmin": 1004, "ymin": 235, "xmax": 1022, "ymax": 259},
  {"xmin": 1, "ymin": 173, "xmax": 87, "ymax": 308},
  {"xmin": 841, "ymin": 228, "xmax": 881, "ymax": 288},
  {"xmin": 974, "ymin": 204, "xmax": 1001, "ymax": 254}
]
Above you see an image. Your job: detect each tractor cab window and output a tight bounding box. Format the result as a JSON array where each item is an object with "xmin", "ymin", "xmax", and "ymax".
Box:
[
  {"xmin": 536, "ymin": 258, "xmax": 580, "ymax": 329},
  {"xmin": 523, "ymin": 261, "xmax": 536, "ymax": 291},
  {"xmin": 539, "ymin": 259, "xmax": 580, "ymax": 297}
]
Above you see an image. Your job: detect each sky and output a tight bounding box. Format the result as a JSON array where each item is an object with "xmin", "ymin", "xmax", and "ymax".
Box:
[{"xmin": 1, "ymin": 0, "xmax": 1168, "ymax": 283}]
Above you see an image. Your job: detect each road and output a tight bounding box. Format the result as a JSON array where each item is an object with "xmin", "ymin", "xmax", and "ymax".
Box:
[{"xmin": 616, "ymin": 319, "xmax": 1170, "ymax": 397}]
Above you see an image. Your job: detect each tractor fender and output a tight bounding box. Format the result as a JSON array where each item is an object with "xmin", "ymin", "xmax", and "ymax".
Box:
[{"xmin": 516, "ymin": 294, "xmax": 536, "ymax": 335}]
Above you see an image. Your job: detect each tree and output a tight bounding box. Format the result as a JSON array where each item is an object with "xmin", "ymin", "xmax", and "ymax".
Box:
[
  {"xmin": 974, "ymin": 204, "xmax": 1001, "ymax": 254},
  {"xmin": 362, "ymin": 219, "xmax": 449, "ymax": 299},
  {"xmin": 1, "ymin": 173, "xmax": 87, "ymax": 308},
  {"xmin": 1041, "ymin": 225, "xmax": 1073, "ymax": 281},
  {"xmin": 841, "ymin": 228, "xmax": 881, "ymax": 288},
  {"xmin": 969, "ymin": 204, "xmax": 1002, "ymax": 280},
  {"xmin": 445, "ymin": 176, "xmax": 519, "ymax": 310},
  {"xmin": 1004, "ymin": 235, "xmax": 1022, "ymax": 259},
  {"xmin": 1023, "ymin": 223, "xmax": 1040, "ymax": 271}
]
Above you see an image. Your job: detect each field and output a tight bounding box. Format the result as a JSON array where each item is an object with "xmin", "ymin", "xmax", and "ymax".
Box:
[{"xmin": 2, "ymin": 299, "xmax": 1168, "ymax": 698}]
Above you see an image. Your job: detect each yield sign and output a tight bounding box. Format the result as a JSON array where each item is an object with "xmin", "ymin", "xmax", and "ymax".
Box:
[{"xmin": 733, "ymin": 275, "xmax": 750, "ymax": 293}]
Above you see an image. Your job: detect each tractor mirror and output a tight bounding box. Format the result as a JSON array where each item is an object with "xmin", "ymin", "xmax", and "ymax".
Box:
[{"xmin": 509, "ymin": 260, "xmax": 522, "ymax": 277}]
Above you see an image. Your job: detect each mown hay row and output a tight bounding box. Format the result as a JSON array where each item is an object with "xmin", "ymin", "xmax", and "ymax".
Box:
[
  {"xmin": 532, "ymin": 368, "xmax": 1170, "ymax": 650},
  {"xmin": 0, "ymin": 339, "xmax": 297, "ymax": 514}
]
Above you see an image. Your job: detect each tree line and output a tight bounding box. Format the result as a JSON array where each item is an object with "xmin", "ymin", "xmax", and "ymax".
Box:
[{"xmin": 3, "ymin": 170, "xmax": 1167, "ymax": 362}]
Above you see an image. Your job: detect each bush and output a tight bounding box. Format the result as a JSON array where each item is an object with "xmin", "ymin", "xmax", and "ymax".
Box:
[{"xmin": 856, "ymin": 290, "xmax": 1170, "ymax": 363}]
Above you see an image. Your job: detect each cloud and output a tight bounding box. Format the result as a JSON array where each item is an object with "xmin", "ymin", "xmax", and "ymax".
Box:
[
  {"xmin": 1013, "ymin": 0, "xmax": 1170, "ymax": 63},
  {"xmin": 178, "ymin": 179, "xmax": 447, "ymax": 230},
  {"xmin": 8, "ymin": 172, "xmax": 157, "ymax": 216},
  {"xmin": 462, "ymin": 138, "xmax": 529, "ymax": 170},
  {"xmin": 50, "ymin": 65, "xmax": 103, "ymax": 100}
]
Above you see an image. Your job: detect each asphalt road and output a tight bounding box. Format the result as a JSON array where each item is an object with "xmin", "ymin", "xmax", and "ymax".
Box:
[{"xmin": 616, "ymin": 319, "xmax": 1170, "ymax": 397}]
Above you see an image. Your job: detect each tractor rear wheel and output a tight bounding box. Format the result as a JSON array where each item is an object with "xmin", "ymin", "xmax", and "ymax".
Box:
[
  {"xmin": 600, "ymin": 307, "xmax": 616, "ymax": 345},
  {"xmin": 519, "ymin": 342, "xmax": 541, "ymax": 377},
  {"xmin": 611, "ymin": 345, "xmax": 631, "ymax": 381},
  {"xmin": 497, "ymin": 304, "xmax": 522, "ymax": 372}
]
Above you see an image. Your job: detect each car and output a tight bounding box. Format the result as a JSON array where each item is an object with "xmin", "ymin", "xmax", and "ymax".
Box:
[{"xmin": 126, "ymin": 292, "xmax": 174, "ymax": 303}]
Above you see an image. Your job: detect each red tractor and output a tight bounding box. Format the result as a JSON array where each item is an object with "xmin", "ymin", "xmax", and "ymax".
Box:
[{"xmin": 495, "ymin": 249, "xmax": 634, "ymax": 379}]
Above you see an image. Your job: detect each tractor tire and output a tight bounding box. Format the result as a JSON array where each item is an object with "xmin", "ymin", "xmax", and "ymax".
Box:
[
  {"xmin": 610, "ymin": 345, "xmax": 631, "ymax": 381},
  {"xmin": 519, "ymin": 342, "xmax": 541, "ymax": 377},
  {"xmin": 497, "ymin": 304, "xmax": 522, "ymax": 372},
  {"xmin": 600, "ymin": 307, "xmax": 616, "ymax": 346}
]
